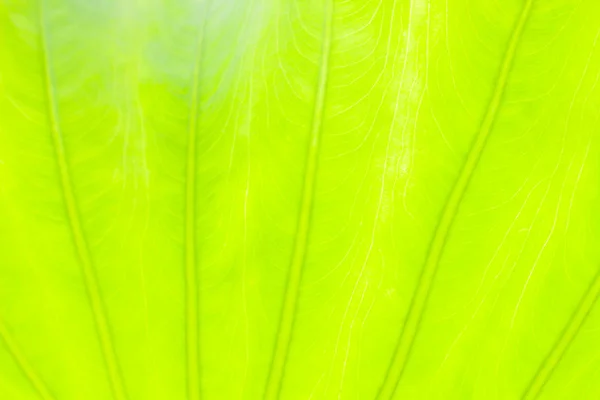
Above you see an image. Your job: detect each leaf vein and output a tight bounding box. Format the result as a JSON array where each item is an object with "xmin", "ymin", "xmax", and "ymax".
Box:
[
  {"xmin": 376, "ymin": 0, "xmax": 535, "ymax": 398},
  {"xmin": 185, "ymin": 6, "xmax": 209, "ymax": 400},
  {"xmin": 38, "ymin": 2, "xmax": 127, "ymax": 400},
  {"xmin": 264, "ymin": 1, "xmax": 335, "ymax": 398},
  {"xmin": 0, "ymin": 320, "xmax": 56, "ymax": 400},
  {"xmin": 523, "ymin": 265, "xmax": 600, "ymax": 399}
]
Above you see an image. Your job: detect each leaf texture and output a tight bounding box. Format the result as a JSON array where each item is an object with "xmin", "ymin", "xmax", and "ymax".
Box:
[{"xmin": 1, "ymin": 0, "xmax": 600, "ymax": 399}]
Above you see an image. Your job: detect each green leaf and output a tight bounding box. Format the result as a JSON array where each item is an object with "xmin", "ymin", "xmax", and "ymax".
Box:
[{"xmin": 1, "ymin": 0, "xmax": 600, "ymax": 399}]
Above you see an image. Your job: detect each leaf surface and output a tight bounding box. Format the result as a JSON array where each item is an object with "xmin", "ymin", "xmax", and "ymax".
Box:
[{"xmin": 1, "ymin": 0, "xmax": 600, "ymax": 399}]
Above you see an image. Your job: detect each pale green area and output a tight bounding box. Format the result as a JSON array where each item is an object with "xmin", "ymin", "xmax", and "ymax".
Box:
[{"xmin": 1, "ymin": 0, "xmax": 600, "ymax": 399}]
